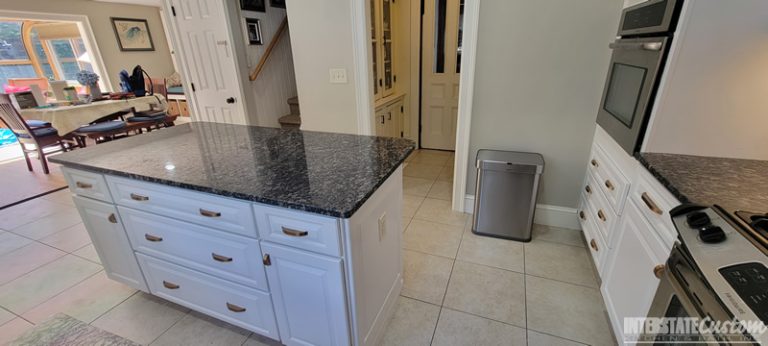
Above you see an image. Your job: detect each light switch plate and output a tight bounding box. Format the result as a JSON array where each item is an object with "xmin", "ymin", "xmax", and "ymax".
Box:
[{"xmin": 329, "ymin": 68, "xmax": 348, "ymax": 84}]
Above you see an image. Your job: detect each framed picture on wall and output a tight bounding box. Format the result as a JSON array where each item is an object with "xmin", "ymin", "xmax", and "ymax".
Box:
[
  {"xmin": 240, "ymin": 0, "xmax": 266, "ymax": 12},
  {"xmin": 245, "ymin": 18, "xmax": 263, "ymax": 45},
  {"xmin": 270, "ymin": 0, "xmax": 286, "ymax": 9},
  {"xmin": 110, "ymin": 17, "xmax": 155, "ymax": 51}
]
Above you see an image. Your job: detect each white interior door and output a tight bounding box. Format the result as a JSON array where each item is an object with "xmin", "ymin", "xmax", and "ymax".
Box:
[
  {"xmin": 168, "ymin": 0, "xmax": 248, "ymax": 124},
  {"xmin": 421, "ymin": 0, "xmax": 462, "ymax": 150}
]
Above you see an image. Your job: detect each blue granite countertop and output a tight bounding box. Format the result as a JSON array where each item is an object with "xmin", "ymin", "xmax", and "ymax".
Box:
[
  {"xmin": 637, "ymin": 153, "xmax": 768, "ymax": 213},
  {"xmin": 50, "ymin": 122, "xmax": 415, "ymax": 218}
]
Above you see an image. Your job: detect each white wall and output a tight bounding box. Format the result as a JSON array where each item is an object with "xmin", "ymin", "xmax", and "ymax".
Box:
[
  {"xmin": 642, "ymin": 0, "xmax": 768, "ymax": 160},
  {"xmin": 0, "ymin": 0, "xmax": 175, "ymax": 91},
  {"xmin": 465, "ymin": 0, "xmax": 622, "ymax": 209},
  {"xmin": 240, "ymin": 7, "xmax": 298, "ymax": 128},
  {"xmin": 285, "ymin": 0, "xmax": 364, "ymax": 134}
]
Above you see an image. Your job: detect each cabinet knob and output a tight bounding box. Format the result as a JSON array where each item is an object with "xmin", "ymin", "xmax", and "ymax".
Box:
[
  {"xmin": 262, "ymin": 254, "xmax": 271, "ymax": 266},
  {"xmin": 604, "ymin": 179, "xmax": 615, "ymax": 191},
  {"xmin": 590, "ymin": 239, "xmax": 599, "ymax": 251},
  {"xmin": 590, "ymin": 159, "xmax": 599, "ymax": 168},
  {"xmin": 163, "ymin": 281, "xmax": 180, "ymax": 289},
  {"xmin": 653, "ymin": 264, "xmax": 665, "ymax": 279},
  {"xmin": 584, "ymin": 185, "xmax": 592, "ymax": 194},
  {"xmin": 579, "ymin": 210, "xmax": 586, "ymax": 220},
  {"xmin": 107, "ymin": 213, "xmax": 118, "ymax": 224},
  {"xmin": 597, "ymin": 209, "xmax": 607, "ymax": 222},
  {"xmin": 75, "ymin": 181, "xmax": 92, "ymax": 189}
]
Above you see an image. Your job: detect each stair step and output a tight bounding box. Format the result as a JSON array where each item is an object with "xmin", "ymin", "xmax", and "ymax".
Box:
[{"xmin": 278, "ymin": 114, "xmax": 301, "ymax": 129}]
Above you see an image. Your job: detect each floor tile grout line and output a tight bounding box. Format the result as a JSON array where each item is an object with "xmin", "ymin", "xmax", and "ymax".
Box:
[
  {"xmin": 526, "ymin": 328, "xmax": 591, "ymax": 346},
  {"xmin": 10, "ymin": 269, "xmax": 106, "ymax": 324},
  {"xmin": 88, "ymin": 291, "xmax": 140, "ymax": 327},
  {"xmin": 439, "ymin": 306, "xmax": 528, "ymax": 332},
  {"xmin": 147, "ymin": 310, "xmax": 192, "ymax": 345},
  {"xmin": 523, "ymin": 242, "xmax": 529, "ymax": 345}
]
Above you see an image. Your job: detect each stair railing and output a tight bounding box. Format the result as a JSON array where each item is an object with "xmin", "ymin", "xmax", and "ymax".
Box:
[{"xmin": 249, "ymin": 17, "xmax": 289, "ymax": 81}]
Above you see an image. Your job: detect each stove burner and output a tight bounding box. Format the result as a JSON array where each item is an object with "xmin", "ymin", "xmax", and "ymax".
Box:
[{"xmin": 734, "ymin": 210, "xmax": 768, "ymax": 253}]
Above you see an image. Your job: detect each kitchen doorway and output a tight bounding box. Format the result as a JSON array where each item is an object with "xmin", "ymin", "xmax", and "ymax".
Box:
[{"xmin": 420, "ymin": 0, "xmax": 464, "ymax": 151}]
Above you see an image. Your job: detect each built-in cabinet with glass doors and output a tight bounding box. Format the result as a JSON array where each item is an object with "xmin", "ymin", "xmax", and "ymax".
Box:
[{"xmin": 370, "ymin": 0, "xmax": 395, "ymax": 101}]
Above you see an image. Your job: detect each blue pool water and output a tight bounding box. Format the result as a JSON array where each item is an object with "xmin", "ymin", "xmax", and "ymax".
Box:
[{"xmin": 0, "ymin": 128, "xmax": 18, "ymax": 147}]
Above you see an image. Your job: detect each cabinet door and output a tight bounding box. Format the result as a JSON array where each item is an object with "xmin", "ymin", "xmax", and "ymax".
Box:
[
  {"xmin": 381, "ymin": 0, "xmax": 395, "ymax": 97},
  {"xmin": 370, "ymin": 0, "xmax": 381, "ymax": 100},
  {"xmin": 374, "ymin": 107, "xmax": 387, "ymax": 136},
  {"xmin": 73, "ymin": 196, "xmax": 148, "ymax": 291},
  {"xmin": 261, "ymin": 242, "xmax": 349, "ymax": 346},
  {"xmin": 601, "ymin": 201, "xmax": 667, "ymax": 343}
]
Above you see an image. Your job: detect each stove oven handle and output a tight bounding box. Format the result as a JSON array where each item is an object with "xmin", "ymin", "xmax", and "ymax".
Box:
[{"xmin": 609, "ymin": 41, "xmax": 663, "ymax": 51}]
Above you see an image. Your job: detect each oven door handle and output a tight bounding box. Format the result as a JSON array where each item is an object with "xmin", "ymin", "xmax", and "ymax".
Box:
[{"xmin": 609, "ymin": 41, "xmax": 663, "ymax": 51}]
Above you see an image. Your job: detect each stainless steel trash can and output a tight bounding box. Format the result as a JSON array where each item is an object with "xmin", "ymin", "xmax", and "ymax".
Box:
[{"xmin": 472, "ymin": 149, "xmax": 544, "ymax": 242}]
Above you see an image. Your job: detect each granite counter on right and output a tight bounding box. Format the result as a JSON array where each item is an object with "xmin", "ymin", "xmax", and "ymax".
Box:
[{"xmin": 636, "ymin": 152, "xmax": 768, "ymax": 214}]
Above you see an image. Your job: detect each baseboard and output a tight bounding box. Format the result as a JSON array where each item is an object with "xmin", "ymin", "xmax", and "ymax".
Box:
[{"xmin": 463, "ymin": 195, "xmax": 580, "ymax": 230}]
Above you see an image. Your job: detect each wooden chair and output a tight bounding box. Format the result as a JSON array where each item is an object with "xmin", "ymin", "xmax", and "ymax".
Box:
[{"xmin": 0, "ymin": 93, "xmax": 78, "ymax": 174}]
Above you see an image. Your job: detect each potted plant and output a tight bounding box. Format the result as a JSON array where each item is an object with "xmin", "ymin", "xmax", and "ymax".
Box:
[{"xmin": 76, "ymin": 70, "xmax": 102, "ymax": 100}]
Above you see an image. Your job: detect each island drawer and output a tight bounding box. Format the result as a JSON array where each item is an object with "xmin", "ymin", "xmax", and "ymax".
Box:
[
  {"xmin": 254, "ymin": 204, "xmax": 342, "ymax": 257},
  {"xmin": 106, "ymin": 176, "xmax": 257, "ymax": 238},
  {"xmin": 120, "ymin": 207, "xmax": 268, "ymax": 290},
  {"xmin": 62, "ymin": 167, "xmax": 112, "ymax": 202},
  {"xmin": 137, "ymin": 253, "xmax": 279, "ymax": 340}
]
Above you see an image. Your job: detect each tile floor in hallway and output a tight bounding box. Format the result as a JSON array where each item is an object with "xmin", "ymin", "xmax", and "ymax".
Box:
[{"xmin": 0, "ymin": 149, "xmax": 614, "ymax": 345}]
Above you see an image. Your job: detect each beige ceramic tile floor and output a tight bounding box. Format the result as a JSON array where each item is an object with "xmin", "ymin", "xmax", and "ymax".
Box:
[{"xmin": 0, "ymin": 149, "xmax": 615, "ymax": 345}]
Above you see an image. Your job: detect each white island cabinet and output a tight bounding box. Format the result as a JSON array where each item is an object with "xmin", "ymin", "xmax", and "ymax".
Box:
[{"xmin": 61, "ymin": 166, "xmax": 404, "ymax": 346}]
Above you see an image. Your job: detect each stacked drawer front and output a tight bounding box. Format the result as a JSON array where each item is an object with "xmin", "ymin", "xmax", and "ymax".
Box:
[
  {"xmin": 587, "ymin": 145, "xmax": 630, "ymax": 215},
  {"xmin": 254, "ymin": 204, "xmax": 342, "ymax": 257},
  {"xmin": 108, "ymin": 176, "xmax": 278, "ymax": 338},
  {"xmin": 579, "ymin": 178, "xmax": 606, "ymax": 270},
  {"xmin": 629, "ymin": 168, "xmax": 680, "ymax": 251}
]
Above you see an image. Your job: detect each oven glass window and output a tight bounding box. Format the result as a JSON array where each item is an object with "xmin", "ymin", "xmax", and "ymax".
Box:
[{"xmin": 604, "ymin": 63, "xmax": 647, "ymax": 128}]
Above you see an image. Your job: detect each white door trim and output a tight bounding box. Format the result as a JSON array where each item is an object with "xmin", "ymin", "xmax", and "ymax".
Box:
[
  {"xmin": 0, "ymin": 9, "xmax": 114, "ymax": 92},
  {"xmin": 352, "ymin": 0, "xmax": 374, "ymax": 135},
  {"xmin": 451, "ymin": 0, "xmax": 480, "ymax": 213}
]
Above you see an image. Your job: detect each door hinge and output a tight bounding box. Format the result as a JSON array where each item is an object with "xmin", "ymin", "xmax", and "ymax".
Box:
[
  {"xmin": 171, "ymin": 6, "xmax": 176, "ymax": 16},
  {"xmin": 190, "ymin": 83, "xmax": 196, "ymax": 92},
  {"xmin": 393, "ymin": 75, "xmax": 397, "ymax": 83},
  {"xmin": 262, "ymin": 254, "xmax": 271, "ymax": 266},
  {"xmin": 400, "ymin": 105, "xmax": 404, "ymax": 113}
]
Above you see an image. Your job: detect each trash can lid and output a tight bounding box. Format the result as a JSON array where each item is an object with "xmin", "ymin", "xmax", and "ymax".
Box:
[{"xmin": 476, "ymin": 149, "xmax": 544, "ymax": 173}]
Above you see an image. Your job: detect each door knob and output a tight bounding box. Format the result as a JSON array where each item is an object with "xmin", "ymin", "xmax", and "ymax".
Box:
[{"xmin": 226, "ymin": 97, "xmax": 236, "ymax": 104}]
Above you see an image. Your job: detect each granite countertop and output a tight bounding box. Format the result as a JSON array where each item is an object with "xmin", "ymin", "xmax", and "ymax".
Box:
[
  {"xmin": 50, "ymin": 122, "xmax": 415, "ymax": 218},
  {"xmin": 637, "ymin": 153, "xmax": 768, "ymax": 213}
]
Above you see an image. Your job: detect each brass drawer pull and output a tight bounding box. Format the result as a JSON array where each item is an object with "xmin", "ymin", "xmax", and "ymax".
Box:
[
  {"xmin": 75, "ymin": 181, "xmax": 92, "ymax": 189},
  {"xmin": 641, "ymin": 192, "xmax": 663, "ymax": 215},
  {"xmin": 597, "ymin": 209, "xmax": 607, "ymax": 222},
  {"xmin": 584, "ymin": 185, "xmax": 592, "ymax": 194},
  {"xmin": 145, "ymin": 233, "xmax": 163, "ymax": 242},
  {"xmin": 653, "ymin": 264, "xmax": 665, "ymax": 279},
  {"xmin": 163, "ymin": 281, "xmax": 180, "ymax": 289},
  {"xmin": 199, "ymin": 208, "xmax": 221, "ymax": 218},
  {"xmin": 226, "ymin": 302, "xmax": 246, "ymax": 313},
  {"xmin": 107, "ymin": 213, "xmax": 118, "ymax": 224},
  {"xmin": 130, "ymin": 193, "xmax": 149, "ymax": 201},
  {"xmin": 212, "ymin": 253, "xmax": 233, "ymax": 262},
  {"xmin": 590, "ymin": 159, "xmax": 599, "ymax": 168},
  {"xmin": 282, "ymin": 227, "xmax": 309, "ymax": 237},
  {"xmin": 579, "ymin": 210, "xmax": 586, "ymax": 220},
  {"xmin": 604, "ymin": 180, "xmax": 615, "ymax": 191},
  {"xmin": 590, "ymin": 239, "xmax": 599, "ymax": 251},
  {"xmin": 262, "ymin": 254, "xmax": 271, "ymax": 266}
]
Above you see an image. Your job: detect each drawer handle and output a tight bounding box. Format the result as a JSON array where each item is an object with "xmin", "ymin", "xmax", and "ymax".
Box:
[
  {"xmin": 145, "ymin": 233, "xmax": 163, "ymax": 242},
  {"xmin": 75, "ymin": 181, "xmax": 92, "ymax": 189},
  {"xmin": 130, "ymin": 193, "xmax": 149, "ymax": 201},
  {"xmin": 212, "ymin": 253, "xmax": 233, "ymax": 262},
  {"xmin": 653, "ymin": 264, "xmax": 665, "ymax": 279},
  {"xmin": 641, "ymin": 192, "xmax": 663, "ymax": 215},
  {"xmin": 282, "ymin": 227, "xmax": 309, "ymax": 237},
  {"xmin": 590, "ymin": 159, "xmax": 599, "ymax": 168},
  {"xmin": 163, "ymin": 281, "xmax": 180, "ymax": 289},
  {"xmin": 226, "ymin": 302, "xmax": 246, "ymax": 313},
  {"xmin": 590, "ymin": 239, "xmax": 599, "ymax": 251},
  {"xmin": 604, "ymin": 179, "xmax": 615, "ymax": 191},
  {"xmin": 262, "ymin": 254, "xmax": 271, "ymax": 266},
  {"xmin": 584, "ymin": 185, "xmax": 592, "ymax": 194},
  {"xmin": 597, "ymin": 209, "xmax": 607, "ymax": 222},
  {"xmin": 199, "ymin": 208, "xmax": 221, "ymax": 218},
  {"xmin": 579, "ymin": 210, "xmax": 586, "ymax": 220},
  {"xmin": 107, "ymin": 213, "xmax": 118, "ymax": 224}
]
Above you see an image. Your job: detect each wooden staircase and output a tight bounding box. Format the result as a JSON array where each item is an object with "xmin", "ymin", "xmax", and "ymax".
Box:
[{"xmin": 278, "ymin": 96, "xmax": 300, "ymax": 129}]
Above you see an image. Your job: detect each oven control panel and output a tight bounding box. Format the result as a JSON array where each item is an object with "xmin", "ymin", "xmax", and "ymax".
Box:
[{"xmin": 720, "ymin": 262, "xmax": 768, "ymax": 323}]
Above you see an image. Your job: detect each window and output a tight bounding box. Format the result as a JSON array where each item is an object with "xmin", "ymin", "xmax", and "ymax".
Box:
[{"xmin": 0, "ymin": 20, "xmax": 98, "ymax": 88}]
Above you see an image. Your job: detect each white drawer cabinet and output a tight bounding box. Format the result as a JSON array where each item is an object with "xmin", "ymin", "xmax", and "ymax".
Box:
[
  {"xmin": 578, "ymin": 195, "xmax": 606, "ymax": 273},
  {"xmin": 62, "ymin": 167, "xmax": 112, "ymax": 202},
  {"xmin": 588, "ymin": 145, "xmax": 631, "ymax": 215},
  {"xmin": 629, "ymin": 169, "xmax": 679, "ymax": 250},
  {"xmin": 255, "ymin": 204, "xmax": 342, "ymax": 257},
  {"xmin": 262, "ymin": 242, "xmax": 350, "ymax": 346},
  {"xmin": 73, "ymin": 196, "xmax": 147, "ymax": 291},
  {"xmin": 137, "ymin": 253, "xmax": 280, "ymax": 340},
  {"xmin": 107, "ymin": 176, "xmax": 257, "ymax": 238},
  {"xmin": 120, "ymin": 207, "xmax": 269, "ymax": 290}
]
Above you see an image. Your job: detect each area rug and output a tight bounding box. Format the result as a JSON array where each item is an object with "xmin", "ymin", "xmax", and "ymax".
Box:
[
  {"xmin": 10, "ymin": 314, "xmax": 139, "ymax": 346},
  {"xmin": 0, "ymin": 159, "xmax": 67, "ymax": 210}
]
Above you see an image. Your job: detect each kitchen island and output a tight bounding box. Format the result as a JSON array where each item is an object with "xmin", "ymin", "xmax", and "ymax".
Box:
[{"xmin": 50, "ymin": 122, "xmax": 414, "ymax": 346}]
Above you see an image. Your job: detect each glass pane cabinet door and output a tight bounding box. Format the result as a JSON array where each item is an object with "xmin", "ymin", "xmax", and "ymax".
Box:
[
  {"xmin": 371, "ymin": 0, "xmax": 379, "ymax": 98},
  {"xmin": 382, "ymin": 0, "xmax": 394, "ymax": 96}
]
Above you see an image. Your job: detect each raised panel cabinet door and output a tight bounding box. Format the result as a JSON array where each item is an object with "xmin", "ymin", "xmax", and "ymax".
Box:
[
  {"xmin": 601, "ymin": 201, "xmax": 666, "ymax": 344},
  {"xmin": 73, "ymin": 196, "xmax": 148, "ymax": 292},
  {"xmin": 261, "ymin": 242, "xmax": 349, "ymax": 346}
]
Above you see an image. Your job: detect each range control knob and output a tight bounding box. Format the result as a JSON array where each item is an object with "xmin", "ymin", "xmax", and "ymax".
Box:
[
  {"xmin": 699, "ymin": 225, "xmax": 727, "ymax": 243},
  {"xmin": 687, "ymin": 211, "xmax": 711, "ymax": 228}
]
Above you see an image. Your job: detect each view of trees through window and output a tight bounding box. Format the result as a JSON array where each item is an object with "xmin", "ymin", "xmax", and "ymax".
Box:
[{"xmin": 0, "ymin": 20, "xmax": 94, "ymax": 87}]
